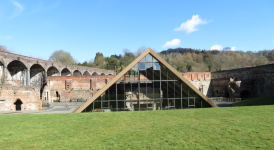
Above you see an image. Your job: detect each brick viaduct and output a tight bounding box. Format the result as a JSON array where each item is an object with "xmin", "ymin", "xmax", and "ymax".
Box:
[{"xmin": 0, "ymin": 51, "xmax": 114, "ymax": 87}]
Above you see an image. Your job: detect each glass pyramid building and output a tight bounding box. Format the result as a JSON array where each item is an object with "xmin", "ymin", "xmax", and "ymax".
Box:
[{"xmin": 73, "ymin": 48, "xmax": 217, "ymax": 113}]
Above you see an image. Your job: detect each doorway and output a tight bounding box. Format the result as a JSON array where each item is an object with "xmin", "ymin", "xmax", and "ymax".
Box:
[{"xmin": 14, "ymin": 99, "xmax": 23, "ymax": 111}]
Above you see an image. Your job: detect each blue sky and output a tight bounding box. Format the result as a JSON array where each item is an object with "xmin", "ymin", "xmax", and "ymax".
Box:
[{"xmin": 0, "ymin": 0, "xmax": 274, "ymax": 63}]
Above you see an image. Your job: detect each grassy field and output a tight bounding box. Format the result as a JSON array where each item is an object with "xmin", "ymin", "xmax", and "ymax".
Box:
[
  {"xmin": 1, "ymin": 106, "xmax": 274, "ymax": 149},
  {"xmin": 232, "ymin": 95, "xmax": 274, "ymax": 107}
]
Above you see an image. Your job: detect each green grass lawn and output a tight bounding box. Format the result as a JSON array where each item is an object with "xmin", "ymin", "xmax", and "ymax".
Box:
[
  {"xmin": 232, "ymin": 95, "xmax": 274, "ymax": 107},
  {"xmin": 1, "ymin": 106, "xmax": 274, "ymax": 149}
]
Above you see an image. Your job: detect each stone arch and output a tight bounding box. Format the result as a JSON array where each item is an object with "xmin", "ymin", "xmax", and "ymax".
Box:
[
  {"xmin": 14, "ymin": 99, "xmax": 23, "ymax": 111},
  {"xmin": 73, "ymin": 70, "xmax": 82, "ymax": 76},
  {"xmin": 7, "ymin": 60, "xmax": 27, "ymax": 86},
  {"xmin": 101, "ymin": 73, "xmax": 105, "ymax": 75},
  {"xmin": 30, "ymin": 64, "xmax": 45, "ymax": 87},
  {"xmin": 0, "ymin": 60, "xmax": 4, "ymax": 84},
  {"xmin": 240, "ymin": 90, "xmax": 251, "ymax": 100},
  {"xmin": 92, "ymin": 72, "xmax": 99, "ymax": 76},
  {"xmin": 47, "ymin": 66, "xmax": 60, "ymax": 76},
  {"xmin": 61, "ymin": 68, "xmax": 71, "ymax": 76},
  {"xmin": 83, "ymin": 71, "xmax": 91, "ymax": 76}
]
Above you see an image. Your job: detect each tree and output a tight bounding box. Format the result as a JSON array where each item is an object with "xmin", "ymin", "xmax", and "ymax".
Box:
[
  {"xmin": 120, "ymin": 49, "xmax": 135, "ymax": 67},
  {"xmin": 203, "ymin": 52, "xmax": 213, "ymax": 72},
  {"xmin": 106, "ymin": 56, "xmax": 120, "ymax": 70},
  {"xmin": 0, "ymin": 45, "xmax": 8, "ymax": 52},
  {"xmin": 94, "ymin": 52, "xmax": 105, "ymax": 69},
  {"xmin": 49, "ymin": 50, "xmax": 77, "ymax": 64},
  {"xmin": 268, "ymin": 50, "xmax": 274, "ymax": 62}
]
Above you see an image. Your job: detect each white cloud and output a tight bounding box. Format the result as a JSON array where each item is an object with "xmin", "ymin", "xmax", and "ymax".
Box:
[
  {"xmin": 162, "ymin": 39, "xmax": 180, "ymax": 48},
  {"xmin": 10, "ymin": 0, "xmax": 24, "ymax": 18},
  {"xmin": 174, "ymin": 15, "xmax": 210, "ymax": 34},
  {"xmin": 231, "ymin": 47, "xmax": 236, "ymax": 51},
  {"xmin": 210, "ymin": 45, "xmax": 223, "ymax": 51}
]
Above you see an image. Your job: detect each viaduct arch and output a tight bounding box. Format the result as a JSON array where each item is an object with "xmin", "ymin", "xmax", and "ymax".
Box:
[{"xmin": 0, "ymin": 51, "xmax": 114, "ymax": 87}]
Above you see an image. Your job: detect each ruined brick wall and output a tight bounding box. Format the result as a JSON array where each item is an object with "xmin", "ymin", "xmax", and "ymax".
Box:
[
  {"xmin": 44, "ymin": 75, "xmax": 115, "ymax": 102},
  {"xmin": 211, "ymin": 63, "xmax": 274, "ymax": 98},
  {"xmin": 210, "ymin": 78, "xmax": 231, "ymax": 97},
  {"xmin": 182, "ymin": 72, "xmax": 211, "ymax": 97},
  {"xmin": 0, "ymin": 85, "xmax": 41, "ymax": 111}
]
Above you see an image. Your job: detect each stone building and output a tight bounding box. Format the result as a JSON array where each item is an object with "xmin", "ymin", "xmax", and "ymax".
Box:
[
  {"xmin": 0, "ymin": 51, "xmax": 113, "ymax": 111},
  {"xmin": 211, "ymin": 64, "xmax": 274, "ymax": 99}
]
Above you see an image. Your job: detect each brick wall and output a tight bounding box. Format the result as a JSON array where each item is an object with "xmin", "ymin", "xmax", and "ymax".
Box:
[
  {"xmin": 0, "ymin": 85, "xmax": 41, "ymax": 111},
  {"xmin": 44, "ymin": 75, "xmax": 115, "ymax": 102},
  {"xmin": 182, "ymin": 72, "xmax": 211, "ymax": 97}
]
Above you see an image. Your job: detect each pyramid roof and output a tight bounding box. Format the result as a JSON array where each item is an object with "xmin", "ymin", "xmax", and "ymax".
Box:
[{"xmin": 73, "ymin": 48, "xmax": 218, "ymax": 113}]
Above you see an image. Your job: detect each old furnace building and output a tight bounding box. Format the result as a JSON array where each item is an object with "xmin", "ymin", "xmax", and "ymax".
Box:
[{"xmin": 0, "ymin": 51, "xmax": 113, "ymax": 111}]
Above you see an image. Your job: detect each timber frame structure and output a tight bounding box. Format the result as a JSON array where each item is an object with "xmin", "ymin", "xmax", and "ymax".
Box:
[{"xmin": 73, "ymin": 48, "xmax": 218, "ymax": 113}]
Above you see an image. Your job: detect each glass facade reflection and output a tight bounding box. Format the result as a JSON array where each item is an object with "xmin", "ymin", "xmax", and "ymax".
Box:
[{"xmin": 83, "ymin": 54, "xmax": 212, "ymax": 112}]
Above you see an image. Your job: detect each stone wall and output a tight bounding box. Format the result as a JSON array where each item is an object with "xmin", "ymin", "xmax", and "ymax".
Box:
[
  {"xmin": 44, "ymin": 75, "xmax": 115, "ymax": 102},
  {"xmin": 182, "ymin": 72, "xmax": 211, "ymax": 97},
  {"xmin": 211, "ymin": 63, "xmax": 274, "ymax": 98},
  {"xmin": 0, "ymin": 85, "xmax": 41, "ymax": 111}
]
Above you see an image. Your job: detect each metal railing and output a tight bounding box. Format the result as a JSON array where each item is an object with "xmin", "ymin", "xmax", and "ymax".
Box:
[
  {"xmin": 42, "ymin": 102, "xmax": 86, "ymax": 109},
  {"xmin": 209, "ymin": 97, "xmax": 241, "ymax": 102}
]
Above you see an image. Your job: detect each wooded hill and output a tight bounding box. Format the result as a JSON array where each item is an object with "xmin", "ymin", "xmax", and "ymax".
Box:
[{"xmin": 81, "ymin": 47, "xmax": 274, "ymax": 73}]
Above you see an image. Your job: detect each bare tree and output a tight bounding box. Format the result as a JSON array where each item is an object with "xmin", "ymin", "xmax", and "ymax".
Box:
[
  {"xmin": 0, "ymin": 45, "xmax": 8, "ymax": 52},
  {"xmin": 135, "ymin": 46, "xmax": 147, "ymax": 57}
]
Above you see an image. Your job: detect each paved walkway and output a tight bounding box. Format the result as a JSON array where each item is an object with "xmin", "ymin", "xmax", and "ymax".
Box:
[
  {"xmin": 212, "ymin": 100, "xmax": 235, "ymax": 107},
  {"xmin": 0, "ymin": 101, "xmax": 235, "ymax": 115},
  {"xmin": 0, "ymin": 107, "xmax": 78, "ymax": 115}
]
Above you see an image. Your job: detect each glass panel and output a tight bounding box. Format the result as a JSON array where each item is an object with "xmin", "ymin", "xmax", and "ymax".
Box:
[
  {"xmin": 154, "ymin": 70, "xmax": 160, "ymax": 81},
  {"xmin": 162, "ymin": 98, "xmax": 168, "ymax": 109},
  {"xmin": 140, "ymin": 57, "xmax": 146, "ymax": 62},
  {"xmin": 152, "ymin": 56, "xmax": 158, "ymax": 62},
  {"xmin": 175, "ymin": 99, "xmax": 181, "ymax": 109},
  {"xmin": 131, "ymin": 83, "xmax": 139, "ymax": 100},
  {"xmin": 145, "ymin": 54, "xmax": 153, "ymax": 62},
  {"xmin": 146, "ymin": 63, "xmax": 153, "ymax": 69},
  {"xmin": 118, "ymin": 101, "xmax": 125, "ymax": 111},
  {"xmin": 146, "ymin": 82, "xmax": 153, "ymax": 99},
  {"xmin": 102, "ymin": 101, "xmax": 109, "ymax": 109},
  {"xmin": 140, "ymin": 100, "xmax": 150, "ymax": 111},
  {"xmin": 189, "ymin": 98, "xmax": 195, "ymax": 106},
  {"xmin": 153, "ymin": 63, "xmax": 160, "ymax": 70},
  {"xmin": 139, "ymin": 83, "xmax": 147, "ymax": 100},
  {"xmin": 109, "ymin": 101, "xmax": 117, "ymax": 111},
  {"xmin": 168, "ymin": 99, "xmax": 175, "ymax": 107},
  {"xmin": 94, "ymin": 102, "xmax": 101, "ymax": 112},
  {"xmin": 189, "ymin": 89, "xmax": 196, "ymax": 98},
  {"xmin": 132, "ymin": 64, "xmax": 138, "ymax": 72},
  {"xmin": 161, "ymin": 81, "xmax": 168, "ymax": 98},
  {"xmin": 139, "ymin": 63, "xmax": 145, "ymax": 70},
  {"xmin": 139, "ymin": 70, "xmax": 146, "ymax": 82},
  {"xmin": 168, "ymin": 81, "xmax": 175, "ymax": 98},
  {"xmin": 125, "ymin": 100, "xmax": 133, "ymax": 111},
  {"xmin": 160, "ymin": 63, "xmax": 168, "ymax": 81},
  {"xmin": 131, "ymin": 100, "xmax": 139, "ymax": 111},
  {"xmin": 154, "ymin": 100, "xmax": 161, "ymax": 110},
  {"xmin": 117, "ymin": 83, "xmax": 125, "ymax": 100},
  {"xmin": 154, "ymin": 82, "xmax": 161, "ymax": 99}
]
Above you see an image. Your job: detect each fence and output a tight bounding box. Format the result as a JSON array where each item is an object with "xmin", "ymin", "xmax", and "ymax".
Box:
[
  {"xmin": 209, "ymin": 97, "xmax": 241, "ymax": 102},
  {"xmin": 42, "ymin": 102, "xmax": 86, "ymax": 109}
]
